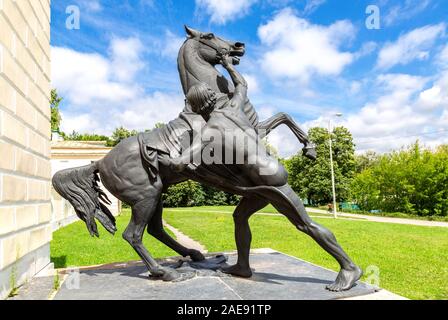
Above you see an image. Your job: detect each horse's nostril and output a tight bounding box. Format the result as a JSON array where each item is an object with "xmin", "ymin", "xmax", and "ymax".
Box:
[{"xmin": 234, "ymin": 42, "xmax": 245, "ymax": 48}]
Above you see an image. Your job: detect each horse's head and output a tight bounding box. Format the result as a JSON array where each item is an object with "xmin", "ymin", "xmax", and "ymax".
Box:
[{"xmin": 184, "ymin": 25, "xmax": 245, "ymax": 66}]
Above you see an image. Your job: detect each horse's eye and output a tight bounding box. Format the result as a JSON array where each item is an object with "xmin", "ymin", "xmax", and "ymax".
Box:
[{"xmin": 202, "ymin": 33, "xmax": 215, "ymax": 40}]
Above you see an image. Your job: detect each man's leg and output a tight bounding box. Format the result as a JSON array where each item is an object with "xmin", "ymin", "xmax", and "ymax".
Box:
[
  {"xmin": 222, "ymin": 196, "xmax": 269, "ymax": 277},
  {"xmin": 255, "ymin": 184, "xmax": 362, "ymax": 291}
]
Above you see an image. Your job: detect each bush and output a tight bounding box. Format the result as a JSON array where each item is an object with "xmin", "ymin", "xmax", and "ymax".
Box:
[
  {"xmin": 162, "ymin": 181, "xmax": 241, "ymax": 207},
  {"xmin": 162, "ymin": 181, "xmax": 205, "ymax": 207}
]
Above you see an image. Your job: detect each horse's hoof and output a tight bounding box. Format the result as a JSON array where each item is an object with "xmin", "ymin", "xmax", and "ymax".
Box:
[
  {"xmin": 303, "ymin": 146, "xmax": 317, "ymax": 161},
  {"xmin": 162, "ymin": 269, "xmax": 182, "ymax": 281},
  {"xmin": 162, "ymin": 269, "xmax": 196, "ymax": 282},
  {"xmin": 188, "ymin": 249, "xmax": 205, "ymax": 262}
]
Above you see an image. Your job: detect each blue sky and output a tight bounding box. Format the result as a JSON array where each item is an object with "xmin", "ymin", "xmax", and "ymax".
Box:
[{"xmin": 50, "ymin": 0, "xmax": 448, "ymax": 156}]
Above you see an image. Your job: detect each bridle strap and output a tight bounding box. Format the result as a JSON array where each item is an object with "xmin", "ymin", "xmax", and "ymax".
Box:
[{"xmin": 197, "ymin": 38, "xmax": 228, "ymax": 55}]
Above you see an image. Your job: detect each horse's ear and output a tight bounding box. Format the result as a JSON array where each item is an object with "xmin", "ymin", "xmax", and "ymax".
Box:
[{"xmin": 185, "ymin": 25, "xmax": 200, "ymax": 38}]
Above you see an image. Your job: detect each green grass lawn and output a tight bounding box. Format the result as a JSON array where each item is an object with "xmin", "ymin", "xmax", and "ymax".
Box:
[
  {"xmin": 50, "ymin": 212, "xmax": 178, "ymax": 268},
  {"xmin": 51, "ymin": 206, "xmax": 448, "ymax": 300},
  {"xmin": 163, "ymin": 209, "xmax": 448, "ymax": 300}
]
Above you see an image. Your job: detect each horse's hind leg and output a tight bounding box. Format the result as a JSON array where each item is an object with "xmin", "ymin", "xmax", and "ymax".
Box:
[
  {"xmin": 257, "ymin": 113, "xmax": 316, "ymax": 160},
  {"xmin": 123, "ymin": 195, "xmax": 180, "ymax": 281},
  {"xmin": 147, "ymin": 199, "xmax": 205, "ymax": 261}
]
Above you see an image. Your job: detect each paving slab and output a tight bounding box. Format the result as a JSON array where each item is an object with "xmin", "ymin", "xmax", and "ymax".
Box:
[
  {"xmin": 53, "ymin": 249, "xmax": 381, "ymax": 300},
  {"xmin": 9, "ymin": 276, "xmax": 55, "ymax": 300}
]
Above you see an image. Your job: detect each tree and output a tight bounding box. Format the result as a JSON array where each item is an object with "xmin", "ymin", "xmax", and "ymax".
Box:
[
  {"xmin": 351, "ymin": 142, "xmax": 448, "ymax": 216},
  {"xmin": 162, "ymin": 181, "xmax": 205, "ymax": 207},
  {"xmin": 154, "ymin": 122, "xmax": 165, "ymax": 129},
  {"xmin": 62, "ymin": 131, "xmax": 110, "ymax": 142},
  {"xmin": 50, "ymin": 89, "xmax": 62, "ymax": 132},
  {"xmin": 284, "ymin": 126, "xmax": 356, "ymax": 205},
  {"xmin": 354, "ymin": 150, "xmax": 379, "ymax": 173},
  {"xmin": 262, "ymin": 138, "xmax": 279, "ymax": 159},
  {"xmin": 107, "ymin": 126, "xmax": 139, "ymax": 147}
]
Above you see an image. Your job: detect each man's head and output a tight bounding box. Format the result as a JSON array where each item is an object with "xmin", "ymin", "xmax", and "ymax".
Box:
[{"xmin": 186, "ymin": 83, "xmax": 217, "ymax": 115}]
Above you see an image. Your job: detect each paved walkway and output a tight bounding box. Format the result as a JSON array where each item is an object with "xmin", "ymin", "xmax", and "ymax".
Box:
[
  {"xmin": 163, "ymin": 220, "xmax": 207, "ymax": 252},
  {"xmin": 306, "ymin": 208, "xmax": 448, "ymax": 228},
  {"xmin": 168, "ymin": 208, "xmax": 448, "ymax": 228}
]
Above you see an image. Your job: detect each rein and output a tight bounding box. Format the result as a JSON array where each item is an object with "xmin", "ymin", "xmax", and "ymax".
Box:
[{"xmin": 197, "ymin": 38, "xmax": 228, "ymax": 56}]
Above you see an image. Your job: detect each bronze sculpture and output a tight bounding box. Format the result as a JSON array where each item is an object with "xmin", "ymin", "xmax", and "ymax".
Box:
[{"xmin": 52, "ymin": 26, "xmax": 362, "ymax": 292}]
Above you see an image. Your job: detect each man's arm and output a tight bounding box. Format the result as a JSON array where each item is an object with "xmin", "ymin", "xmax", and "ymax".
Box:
[{"xmin": 221, "ymin": 54, "xmax": 247, "ymax": 110}]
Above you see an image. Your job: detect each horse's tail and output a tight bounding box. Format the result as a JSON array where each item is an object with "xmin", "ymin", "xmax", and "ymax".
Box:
[{"xmin": 52, "ymin": 162, "xmax": 117, "ymax": 237}]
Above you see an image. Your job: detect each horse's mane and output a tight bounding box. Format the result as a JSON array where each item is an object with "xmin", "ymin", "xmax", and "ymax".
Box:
[{"xmin": 177, "ymin": 40, "xmax": 190, "ymax": 95}]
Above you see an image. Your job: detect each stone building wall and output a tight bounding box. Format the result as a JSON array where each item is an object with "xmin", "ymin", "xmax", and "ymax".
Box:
[{"xmin": 0, "ymin": 0, "xmax": 51, "ymax": 299}]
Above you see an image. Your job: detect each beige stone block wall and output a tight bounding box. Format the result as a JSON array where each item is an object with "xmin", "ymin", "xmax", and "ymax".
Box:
[{"xmin": 0, "ymin": 0, "xmax": 51, "ymax": 299}]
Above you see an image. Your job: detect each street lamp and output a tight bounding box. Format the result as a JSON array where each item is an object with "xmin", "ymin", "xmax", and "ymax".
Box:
[{"xmin": 328, "ymin": 113, "xmax": 343, "ymax": 218}]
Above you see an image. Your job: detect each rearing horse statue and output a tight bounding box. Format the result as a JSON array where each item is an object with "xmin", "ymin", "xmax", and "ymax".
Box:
[{"xmin": 52, "ymin": 26, "xmax": 361, "ymax": 292}]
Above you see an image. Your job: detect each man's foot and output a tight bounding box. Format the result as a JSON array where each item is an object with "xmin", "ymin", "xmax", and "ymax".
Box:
[
  {"xmin": 302, "ymin": 144, "xmax": 317, "ymax": 161},
  {"xmin": 221, "ymin": 264, "xmax": 252, "ymax": 278},
  {"xmin": 326, "ymin": 265, "xmax": 363, "ymax": 292}
]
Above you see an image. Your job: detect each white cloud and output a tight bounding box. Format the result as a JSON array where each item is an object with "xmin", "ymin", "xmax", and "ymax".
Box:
[
  {"xmin": 60, "ymin": 113, "xmax": 100, "ymax": 135},
  {"xmin": 271, "ymin": 70, "xmax": 448, "ymax": 156},
  {"xmin": 376, "ymin": 23, "xmax": 446, "ymax": 70},
  {"xmin": 195, "ymin": 0, "xmax": 258, "ymax": 24},
  {"xmin": 52, "ymin": 37, "xmax": 185, "ymax": 135},
  {"xmin": 242, "ymin": 73, "xmax": 260, "ymax": 93},
  {"xmin": 349, "ymin": 81, "xmax": 362, "ymax": 95},
  {"xmin": 161, "ymin": 31, "xmax": 186, "ymax": 59},
  {"xmin": 333, "ymin": 73, "xmax": 448, "ymax": 153},
  {"xmin": 303, "ymin": 0, "xmax": 326, "ymax": 16},
  {"xmin": 79, "ymin": 0, "xmax": 102, "ymax": 12},
  {"xmin": 354, "ymin": 41, "xmax": 377, "ymax": 59},
  {"xmin": 384, "ymin": 0, "xmax": 431, "ymax": 27},
  {"xmin": 257, "ymin": 8, "xmax": 355, "ymax": 83},
  {"xmin": 52, "ymin": 46, "xmax": 139, "ymax": 106},
  {"xmin": 266, "ymin": 125, "xmax": 303, "ymax": 158},
  {"xmin": 109, "ymin": 37, "xmax": 145, "ymax": 82},
  {"xmin": 418, "ymin": 86, "xmax": 442, "ymax": 110},
  {"xmin": 115, "ymin": 92, "xmax": 185, "ymax": 130},
  {"xmin": 437, "ymin": 44, "xmax": 448, "ymax": 68},
  {"xmin": 257, "ymin": 105, "xmax": 276, "ymax": 119}
]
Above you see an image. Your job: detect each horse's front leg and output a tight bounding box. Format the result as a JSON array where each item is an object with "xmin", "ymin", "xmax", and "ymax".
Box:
[
  {"xmin": 147, "ymin": 199, "xmax": 205, "ymax": 262},
  {"xmin": 123, "ymin": 196, "xmax": 181, "ymax": 281},
  {"xmin": 256, "ymin": 112, "xmax": 316, "ymax": 160}
]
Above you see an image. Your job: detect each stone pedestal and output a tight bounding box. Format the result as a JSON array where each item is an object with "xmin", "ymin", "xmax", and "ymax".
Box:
[{"xmin": 53, "ymin": 249, "xmax": 380, "ymax": 300}]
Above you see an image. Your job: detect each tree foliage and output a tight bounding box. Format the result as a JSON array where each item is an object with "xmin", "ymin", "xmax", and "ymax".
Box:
[
  {"xmin": 284, "ymin": 126, "xmax": 355, "ymax": 205},
  {"xmin": 50, "ymin": 89, "xmax": 62, "ymax": 132},
  {"xmin": 351, "ymin": 142, "xmax": 448, "ymax": 216},
  {"xmin": 162, "ymin": 180, "xmax": 205, "ymax": 207},
  {"xmin": 107, "ymin": 126, "xmax": 139, "ymax": 147},
  {"xmin": 354, "ymin": 150, "xmax": 379, "ymax": 173},
  {"xmin": 162, "ymin": 182, "xmax": 240, "ymax": 207},
  {"xmin": 62, "ymin": 131, "xmax": 110, "ymax": 142}
]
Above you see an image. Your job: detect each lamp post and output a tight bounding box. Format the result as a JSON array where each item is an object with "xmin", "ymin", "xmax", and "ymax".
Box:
[{"xmin": 328, "ymin": 113, "xmax": 343, "ymax": 218}]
